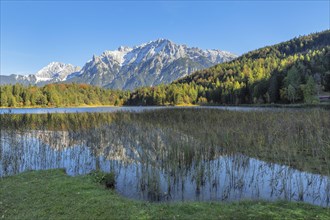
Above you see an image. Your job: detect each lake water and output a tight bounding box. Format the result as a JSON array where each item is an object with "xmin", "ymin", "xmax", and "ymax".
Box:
[
  {"xmin": 0, "ymin": 105, "xmax": 292, "ymax": 115},
  {"xmin": 0, "ymin": 108, "xmax": 329, "ymax": 207}
]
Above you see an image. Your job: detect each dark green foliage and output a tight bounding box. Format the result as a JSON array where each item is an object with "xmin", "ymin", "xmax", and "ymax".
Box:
[
  {"xmin": 90, "ymin": 170, "xmax": 116, "ymax": 189},
  {"xmin": 302, "ymin": 76, "xmax": 319, "ymax": 103},
  {"xmin": 126, "ymin": 83, "xmax": 201, "ymax": 105},
  {"xmin": 1, "ymin": 31, "xmax": 329, "ymax": 107},
  {"xmin": 104, "ymin": 172, "xmax": 116, "ymax": 189},
  {"xmin": 90, "ymin": 170, "xmax": 107, "ymax": 183},
  {"xmin": 0, "ymin": 83, "xmax": 130, "ymax": 107},
  {"xmin": 128, "ymin": 30, "xmax": 330, "ymax": 105},
  {"xmin": 323, "ymin": 71, "xmax": 330, "ymax": 91}
]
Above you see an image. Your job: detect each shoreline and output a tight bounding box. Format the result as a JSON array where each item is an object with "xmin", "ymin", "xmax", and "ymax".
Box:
[
  {"xmin": 1, "ymin": 102, "xmax": 330, "ymax": 110},
  {"xmin": 1, "ymin": 169, "xmax": 329, "ymax": 219}
]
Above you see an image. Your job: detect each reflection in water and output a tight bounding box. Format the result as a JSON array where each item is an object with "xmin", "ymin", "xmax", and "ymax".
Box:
[
  {"xmin": 0, "ymin": 106, "xmax": 296, "ymax": 115},
  {"xmin": 1, "ymin": 118, "xmax": 329, "ymax": 207}
]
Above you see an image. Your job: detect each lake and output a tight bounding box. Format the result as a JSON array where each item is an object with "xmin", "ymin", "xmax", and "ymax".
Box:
[
  {"xmin": 0, "ymin": 108, "xmax": 329, "ymax": 207},
  {"xmin": 0, "ymin": 105, "xmax": 294, "ymax": 115}
]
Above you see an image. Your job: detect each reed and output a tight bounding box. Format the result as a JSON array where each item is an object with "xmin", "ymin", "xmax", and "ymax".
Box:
[{"xmin": 1, "ymin": 108, "xmax": 329, "ymax": 205}]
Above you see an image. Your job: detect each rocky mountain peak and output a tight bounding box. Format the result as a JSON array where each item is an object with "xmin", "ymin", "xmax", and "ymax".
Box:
[
  {"xmin": 35, "ymin": 62, "xmax": 81, "ymax": 82},
  {"xmin": 72, "ymin": 39, "xmax": 238, "ymax": 89},
  {"xmin": 1, "ymin": 39, "xmax": 238, "ymax": 89}
]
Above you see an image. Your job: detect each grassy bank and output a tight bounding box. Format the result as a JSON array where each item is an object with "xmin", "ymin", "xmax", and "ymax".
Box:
[{"xmin": 0, "ymin": 169, "xmax": 329, "ymax": 219}]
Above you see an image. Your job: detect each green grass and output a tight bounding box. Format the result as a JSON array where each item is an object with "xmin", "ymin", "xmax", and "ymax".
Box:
[{"xmin": 1, "ymin": 169, "xmax": 329, "ymax": 219}]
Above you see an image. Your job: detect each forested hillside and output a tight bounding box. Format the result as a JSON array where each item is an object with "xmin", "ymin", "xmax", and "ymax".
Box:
[
  {"xmin": 127, "ymin": 30, "xmax": 330, "ymax": 105},
  {"xmin": 1, "ymin": 31, "xmax": 329, "ymax": 107},
  {"xmin": 0, "ymin": 84, "xmax": 129, "ymax": 107}
]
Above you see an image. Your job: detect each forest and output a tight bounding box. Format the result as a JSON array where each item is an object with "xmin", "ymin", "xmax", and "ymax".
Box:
[
  {"xmin": 127, "ymin": 30, "xmax": 330, "ymax": 105},
  {"xmin": 1, "ymin": 30, "xmax": 329, "ymax": 107},
  {"xmin": 0, "ymin": 83, "xmax": 129, "ymax": 107}
]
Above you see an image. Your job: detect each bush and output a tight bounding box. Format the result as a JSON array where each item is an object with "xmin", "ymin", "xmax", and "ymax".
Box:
[
  {"xmin": 90, "ymin": 170, "xmax": 116, "ymax": 189},
  {"xmin": 104, "ymin": 172, "xmax": 116, "ymax": 189}
]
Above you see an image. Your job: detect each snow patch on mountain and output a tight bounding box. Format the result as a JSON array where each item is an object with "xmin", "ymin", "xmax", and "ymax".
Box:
[
  {"xmin": 69, "ymin": 39, "xmax": 237, "ymax": 90},
  {"xmin": 35, "ymin": 62, "xmax": 81, "ymax": 82},
  {"xmin": 102, "ymin": 46, "xmax": 133, "ymax": 66},
  {"xmin": 1, "ymin": 39, "xmax": 238, "ymax": 89}
]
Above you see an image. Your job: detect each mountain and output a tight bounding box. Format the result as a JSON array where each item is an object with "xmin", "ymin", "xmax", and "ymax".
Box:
[
  {"xmin": 35, "ymin": 62, "xmax": 81, "ymax": 84},
  {"xmin": 66, "ymin": 39, "xmax": 237, "ymax": 90},
  {"xmin": 0, "ymin": 39, "xmax": 237, "ymax": 89},
  {"xmin": 174, "ymin": 30, "xmax": 330, "ymax": 104},
  {"xmin": 127, "ymin": 30, "xmax": 330, "ymax": 105},
  {"xmin": 0, "ymin": 62, "xmax": 80, "ymax": 86},
  {"xmin": 2, "ymin": 31, "xmax": 329, "ymax": 107},
  {"xmin": 0, "ymin": 74, "xmax": 37, "ymax": 86}
]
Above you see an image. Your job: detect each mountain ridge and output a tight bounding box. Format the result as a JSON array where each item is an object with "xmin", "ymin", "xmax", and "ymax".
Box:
[
  {"xmin": 67, "ymin": 39, "xmax": 237, "ymax": 89},
  {"xmin": 0, "ymin": 62, "xmax": 81, "ymax": 86},
  {"xmin": 1, "ymin": 30, "xmax": 329, "ymax": 107},
  {"xmin": 127, "ymin": 30, "xmax": 330, "ymax": 105},
  {"xmin": 0, "ymin": 39, "xmax": 237, "ymax": 89}
]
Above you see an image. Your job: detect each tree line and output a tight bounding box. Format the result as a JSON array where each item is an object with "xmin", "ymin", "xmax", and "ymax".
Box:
[
  {"xmin": 1, "ymin": 30, "xmax": 329, "ymax": 107},
  {"xmin": 128, "ymin": 30, "xmax": 330, "ymax": 105},
  {"xmin": 0, "ymin": 83, "xmax": 129, "ymax": 107}
]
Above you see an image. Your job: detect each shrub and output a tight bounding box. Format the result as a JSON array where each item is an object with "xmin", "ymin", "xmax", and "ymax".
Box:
[
  {"xmin": 104, "ymin": 172, "xmax": 116, "ymax": 189},
  {"xmin": 90, "ymin": 170, "xmax": 116, "ymax": 189}
]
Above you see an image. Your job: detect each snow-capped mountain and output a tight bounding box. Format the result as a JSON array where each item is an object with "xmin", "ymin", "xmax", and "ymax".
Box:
[
  {"xmin": 0, "ymin": 74, "xmax": 37, "ymax": 86},
  {"xmin": 67, "ymin": 39, "xmax": 237, "ymax": 90},
  {"xmin": 0, "ymin": 39, "xmax": 237, "ymax": 89},
  {"xmin": 35, "ymin": 62, "xmax": 81, "ymax": 83},
  {"xmin": 0, "ymin": 62, "xmax": 81, "ymax": 86}
]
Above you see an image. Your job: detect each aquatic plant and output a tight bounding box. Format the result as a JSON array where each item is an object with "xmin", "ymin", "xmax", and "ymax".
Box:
[{"xmin": 1, "ymin": 108, "xmax": 329, "ymax": 205}]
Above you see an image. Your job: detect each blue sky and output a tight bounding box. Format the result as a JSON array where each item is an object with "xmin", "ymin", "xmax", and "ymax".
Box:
[{"xmin": 1, "ymin": 1, "xmax": 329, "ymax": 75}]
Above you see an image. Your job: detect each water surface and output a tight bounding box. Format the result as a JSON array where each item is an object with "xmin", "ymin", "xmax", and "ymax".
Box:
[
  {"xmin": 1, "ymin": 109, "xmax": 329, "ymax": 207},
  {"xmin": 0, "ymin": 105, "xmax": 295, "ymax": 114}
]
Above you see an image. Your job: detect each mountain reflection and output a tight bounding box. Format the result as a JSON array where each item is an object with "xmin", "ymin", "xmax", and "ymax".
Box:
[{"xmin": 1, "ymin": 110, "xmax": 329, "ymax": 207}]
